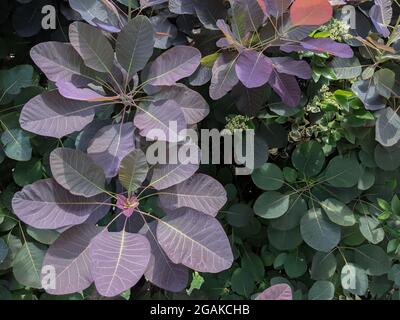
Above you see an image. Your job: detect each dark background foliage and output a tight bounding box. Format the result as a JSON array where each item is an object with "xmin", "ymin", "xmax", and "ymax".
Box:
[{"xmin": 0, "ymin": 0, "xmax": 400, "ymax": 300}]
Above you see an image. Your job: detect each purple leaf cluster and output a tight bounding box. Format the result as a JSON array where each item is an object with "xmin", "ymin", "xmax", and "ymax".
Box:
[
  {"xmin": 208, "ymin": 0, "xmax": 353, "ymax": 108},
  {"xmin": 11, "ymin": 11, "xmax": 237, "ymax": 297}
]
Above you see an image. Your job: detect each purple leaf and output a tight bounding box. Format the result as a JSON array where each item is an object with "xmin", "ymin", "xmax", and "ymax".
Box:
[
  {"xmin": 268, "ymin": 70, "xmax": 301, "ymax": 107},
  {"xmin": 69, "ymin": 22, "xmax": 114, "ymax": 73},
  {"xmin": 30, "ymin": 42, "xmax": 84, "ymax": 82},
  {"xmin": 134, "ymin": 100, "xmax": 187, "ymax": 142},
  {"xmin": 151, "ymin": 15, "xmax": 178, "ymax": 49},
  {"xmin": 42, "ymin": 224, "xmax": 102, "ymax": 295},
  {"xmin": 141, "ymin": 222, "xmax": 188, "ymax": 292},
  {"xmin": 92, "ymin": 18, "xmax": 122, "ymax": 33},
  {"xmin": 147, "ymin": 46, "xmax": 201, "ymax": 86},
  {"xmin": 12, "ymin": 179, "xmax": 110, "ymax": 229},
  {"xmin": 90, "ymin": 230, "xmax": 151, "ymax": 297},
  {"xmin": 50, "ymin": 148, "xmax": 106, "ymax": 197},
  {"xmin": 255, "ymin": 284, "xmax": 293, "ymax": 300},
  {"xmin": 69, "ymin": 0, "xmax": 121, "ymax": 32},
  {"xmin": 153, "ymin": 84, "xmax": 210, "ymax": 125},
  {"xmin": 210, "ymin": 53, "xmax": 239, "ymax": 100},
  {"xmin": 149, "ymin": 143, "xmax": 200, "ymax": 190},
  {"xmin": 236, "ymin": 50, "xmax": 273, "ymax": 88},
  {"xmin": 280, "ymin": 21, "xmax": 318, "ymax": 41},
  {"xmin": 280, "ymin": 43, "xmax": 306, "ymax": 53},
  {"xmin": 370, "ymin": 0, "xmax": 392, "ymax": 38},
  {"xmin": 75, "ymin": 119, "xmax": 112, "ymax": 152},
  {"xmin": 169, "ymin": 0, "xmax": 196, "ymax": 15},
  {"xmin": 116, "ymin": 15, "xmax": 155, "ymax": 78},
  {"xmin": 159, "ymin": 173, "xmax": 227, "ymax": 216},
  {"xmin": 271, "ymin": 57, "xmax": 312, "ymax": 79},
  {"xmin": 189, "ymin": 66, "xmax": 212, "ymax": 86},
  {"xmin": 87, "ymin": 123, "xmax": 135, "ymax": 179},
  {"xmin": 231, "ymin": 0, "xmax": 265, "ymax": 35},
  {"xmin": 193, "ymin": 0, "xmax": 227, "ymax": 30},
  {"xmin": 264, "ymin": 0, "xmax": 292, "ymax": 17},
  {"xmin": 216, "ymin": 19, "xmax": 239, "ymax": 47},
  {"xmin": 56, "ymin": 79, "xmax": 108, "ymax": 102},
  {"xmin": 20, "ymin": 91, "xmax": 96, "ymax": 139},
  {"xmin": 157, "ymin": 208, "xmax": 234, "ymax": 273},
  {"xmin": 140, "ymin": 0, "xmax": 168, "ymax": 9},
  {"xmin": 300, "ymin": 38, "xmax": 354, "ymax": 58}
]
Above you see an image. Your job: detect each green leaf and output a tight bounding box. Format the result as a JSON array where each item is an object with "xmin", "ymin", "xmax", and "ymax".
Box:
[
  {"xmin": 373, "ymin": 68, "xmax": 395, "ymax": 98},
  {"xmin": 26, "ymin": 227, "xmax": 59, "ymax": 245},
  {"xmin": 226, "ymin": 203, "xmax": 253, "ymax": 227},
  {"xmin": 251, "ymin": 163, "xmax": 283, "ymax": 191},
  {"xmin": 387, "ymin": 239, "xmax": 400, "ymax": 254},
  {"xmin": 377, "ymin": 210, "xmax": 391, "ymax": 221},
  {"xmin": 311, "ymin": 252, "xmax": 337, "ymax": 280},
  {"xmin": 0, "ymin": 65, "xmax": 34, "ymax": 96},
  {"xmin": 230, "ymin": 268, "xmax": 255, "ymax": 297},
  {"xmin": 354, "ymin": 244, "xmax": 391, "ymax": 276},
  {"xmin": 388, "ymin": 265, "xmax": 400, "ymax": 286},
  {"xmin": 377, "ymin": 198, "xmax": 391, "ymax": 211},
  {"xmin": 254, "ymin": 191, "xmax": 290, "ymax": 219},
  {"xmin": 0, "ymin": 238, "xmax": 8, "ymax": 264},
  {"xmin": 321, "ymin": 198, "xmax": 356, "ymax": 227},
  {"xmin": 270, "ymin": 195, "xmax": 307, "ymax": 231},
  {"xmin": 284, "ymin": 254, "xmax": 307, "ymax": 278},
  {"xmin": 342, "ymin": 225, "xmax": 365, "ymax": 247},
  {"xmin": 308, "ymin": 281, "xmax": 335, "ymax": 300},
  {"xmin": 261, "ymin": 246, "xmax": 274, "ymax": 267},
  {"xmin": 186, "ymin": 272, "xmax": 204, "ymax": 295},
  {"xmin": 358, "ymin": 167, "xmax": 375, "ymax": 191},
  {"xmin": 118, "ymin": 149, "xmax": 148, "ymax": 193},
  {"xmin": 374, "ymin": 144, "xmax": 400, "ymax": 171},
  {"xmin": 283, "ymin": 167, "xmax": 297, "ymax": 183},
  {"xmin": 300, "ymin": 208, "xmax": 341, "ymax": 252},
  {"xmin": 273, "ymin": 253, "xmax": 288, "ymax": 269},
  {"xmin": 330, "ymin": 57, "xmax": 362, "ymax": 80},
  {"xmin": 1, "ymin": 129, "xmax": 32, "ymax": 161},
  {"xmin": 242, "ymin": 251, "xmax": 265, "ymax": 282},
  {"xmin": 13, "ymin": 158, "xmax": 42, "ymax": 186},
  {"xmin": 0, "ymin": 286, "xmax": 12, "ymax": 300},
  {"xmin": 324, "ymin": 155, "xmax": 362, "ymax": 188},
  {"xmin": 359, "ymin": 216, "xmax": 385, "ymax": 244},
  {"xmin": 267, "ymin": 226, "xmax": 303, "ymax": 251},
  {"xmin": 392, "ymin": 195, "xmax": 400, "ymax": 216},
  {"xmin": 292, "ymin": 141, "xmax": 325, "ymax": 177},
  {"xmin": 13, "ymin": 242, "xmax": 45, "ymax": 288}
]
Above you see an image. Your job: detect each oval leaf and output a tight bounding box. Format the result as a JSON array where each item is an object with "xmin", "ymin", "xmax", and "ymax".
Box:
[
  {"xmin": 90, "ymin": 230, "xmax": 151, "ymax": 297},
  {"xmin": 50, "ymin": 148, "xmax": 106, "ymax": 197},
  {"xmin": 157, "ymin": 208, "xmax": 234, "ymax": 273},
  {"xmin": 42, "ymin": 224, "xmax": 102, "ymax": 295},
  {"xmin": 12, "ymin": 179, "xmax": 110, "ymax": 229},
  {"xmin": 20, "ymin": 91, "xmax": 96, "ymax": 139},
  {"xmin": 159, "ymin": 173, "xmax": 227, "ymax": 216}
]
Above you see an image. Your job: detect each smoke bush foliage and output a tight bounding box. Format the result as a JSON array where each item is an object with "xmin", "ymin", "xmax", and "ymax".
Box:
[{"xmin": 0, "ymin": 0, "xmax": 399, "ymax": 300}]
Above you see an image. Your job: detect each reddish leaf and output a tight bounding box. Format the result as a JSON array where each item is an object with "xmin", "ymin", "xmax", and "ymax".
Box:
[
  {"xmin": 290, "ymin": 0, "xmax": 333, "ymax": 26},
  {"xmin": 256, "ymin": 0, "xmax": 267, "ymax": 15}
]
